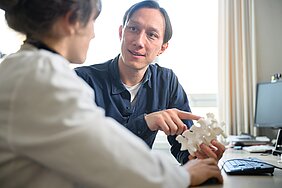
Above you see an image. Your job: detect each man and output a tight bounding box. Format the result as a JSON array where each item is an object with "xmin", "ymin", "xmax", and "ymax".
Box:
[{"xmin": 75, "ymin": 0, "xmax": 225, "ymax": 164}]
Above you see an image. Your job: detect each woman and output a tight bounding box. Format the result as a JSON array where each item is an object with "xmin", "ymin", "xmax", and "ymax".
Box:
[{"xmin": 0, "ymin": 0, "xmax": 223, "ymax": 187}]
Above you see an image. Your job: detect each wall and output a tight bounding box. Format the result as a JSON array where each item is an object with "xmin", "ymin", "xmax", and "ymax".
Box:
[
  {"xmin": 255, "ymin": 0, "xmax": 282, "ymax": 81},
  {"xmin": 255, "ymin": 0, "xmax": 282, "ymax": 139}
]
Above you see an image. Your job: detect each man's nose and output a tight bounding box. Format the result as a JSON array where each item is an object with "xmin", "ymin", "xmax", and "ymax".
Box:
[{"xmin": 133, "ymin": 31, "xmax": 146, "ymax": 48}]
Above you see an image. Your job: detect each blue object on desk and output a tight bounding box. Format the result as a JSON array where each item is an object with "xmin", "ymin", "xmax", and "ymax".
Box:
[
  {"xmin": 233, "ymin": 146, "xmax": 242, "ymax": 150},
  {"xmin": 222, "ymin": 157, "xmax": 274, "ymax": 175}
]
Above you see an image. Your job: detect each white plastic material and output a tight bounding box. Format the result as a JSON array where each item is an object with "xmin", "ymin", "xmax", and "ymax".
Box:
[{"xmin": 176, "ymin": 113, "xmax": 226, "ymax": 155}]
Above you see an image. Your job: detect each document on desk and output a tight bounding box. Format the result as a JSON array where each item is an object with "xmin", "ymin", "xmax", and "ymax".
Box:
[
  {"xmin": 243, "ymin": 145, "xmax": 275, "ymax": 153},
  {"xmin": 227, "ymin": 135, "xmax": 270, "ymax": 146}
]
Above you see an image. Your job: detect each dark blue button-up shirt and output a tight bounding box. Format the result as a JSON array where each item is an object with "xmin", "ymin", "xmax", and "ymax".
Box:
[{"xmin": 75, "ymin": 55, "xmax": 193, "ymax": 164}]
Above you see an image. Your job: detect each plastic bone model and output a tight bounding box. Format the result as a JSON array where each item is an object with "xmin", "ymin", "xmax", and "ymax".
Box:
[{"xmin": 176, "ymin": 113, "xmax": 227, "ymax": 156}]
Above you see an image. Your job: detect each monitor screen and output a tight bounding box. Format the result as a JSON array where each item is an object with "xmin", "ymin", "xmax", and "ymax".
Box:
[{"xmin": 254, "ymin": 81, "xmax": 282, "ymax": 128}]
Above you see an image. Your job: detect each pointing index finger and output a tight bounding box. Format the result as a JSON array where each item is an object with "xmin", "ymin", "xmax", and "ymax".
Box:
[{"xmin": 177, "ymin": 110, "xmax": 202, "ymax": 121}]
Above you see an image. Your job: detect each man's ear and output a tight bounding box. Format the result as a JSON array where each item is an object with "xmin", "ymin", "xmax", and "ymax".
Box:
[
  {"xmin": 158, "ymin": 43, "xmax": 169, "ymax": 56},
  {"xmin": 119, "ymin": 25, "xmax": 123, "ymax": 40}
]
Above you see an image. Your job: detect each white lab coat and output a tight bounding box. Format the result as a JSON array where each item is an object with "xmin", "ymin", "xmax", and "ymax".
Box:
[{"xmin": 0, "ymin": 44, "xmax": 190, "ymax": 188}]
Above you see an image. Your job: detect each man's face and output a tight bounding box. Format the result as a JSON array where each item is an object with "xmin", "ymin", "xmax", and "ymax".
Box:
[{"xmin": 119, "ymin": 8, "xmax": 168, "ymax": 71}]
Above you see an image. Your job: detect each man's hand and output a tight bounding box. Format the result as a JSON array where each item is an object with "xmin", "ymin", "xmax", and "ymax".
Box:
[
  {"xmin": 183, "ymin": 158, "xmax": 223, "ymax": 186},
  {"xmin": 144, "ymin": 108, "xmax": 201, "ymax": 135},
  {"xmin": 190, "ymin": 140, "xmax": 226, "ymax": 161}
]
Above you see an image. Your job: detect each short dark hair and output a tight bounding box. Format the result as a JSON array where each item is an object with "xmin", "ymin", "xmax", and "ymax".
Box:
[
  {"xmin": 0, "ymin": 0, "xmax": 102, "ymax": 39},
  {"xmin": 122, "ymin": 0, "xmax": 172, "ymax": 44}
]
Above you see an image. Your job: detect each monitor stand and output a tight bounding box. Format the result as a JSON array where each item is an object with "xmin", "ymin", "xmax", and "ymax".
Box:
[{"xmin": 272, "ymin": 129, "xmax": 282, "ymax": 155}]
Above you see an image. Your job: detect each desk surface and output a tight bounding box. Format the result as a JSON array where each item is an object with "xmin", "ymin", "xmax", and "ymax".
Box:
[{"xmin": 192, "ymin": 148, "xmax": 282, "ymax": 188}]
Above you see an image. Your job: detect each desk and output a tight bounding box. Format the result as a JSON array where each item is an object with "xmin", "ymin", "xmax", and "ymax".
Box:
[{"xmin": 193, "ymin": 148, "xmax": 282, "ymax": 188}]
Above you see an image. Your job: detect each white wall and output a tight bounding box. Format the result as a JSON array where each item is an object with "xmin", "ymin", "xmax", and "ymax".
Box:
[
  {"xmin": 255, "ymin": 0, "xmax": 282, "ymax": 82},
  {"xmin": 254, "ymin": 0, "xmax": 282, "ymax": 139}
]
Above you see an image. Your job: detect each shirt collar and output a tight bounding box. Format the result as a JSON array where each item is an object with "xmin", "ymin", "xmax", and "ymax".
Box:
[
  {"xmin": 109, "ymin": 54, "xmax": 152, "ymax": 95},
  {"xmin": 26, "ymin": 38, "xmax": 59, "ymax": 55}
]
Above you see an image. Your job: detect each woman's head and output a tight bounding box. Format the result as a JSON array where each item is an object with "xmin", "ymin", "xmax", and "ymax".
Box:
[
  {"xmin": 0, "ymin": 0, "xmax": 102, "ymax": 39},
  {"xmin": 0, "ymin": 0, "xmax": 102, "ymax": 64}
]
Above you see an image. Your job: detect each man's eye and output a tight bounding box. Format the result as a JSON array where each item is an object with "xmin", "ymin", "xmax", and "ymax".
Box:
[
  {"xmin": 129, "ymin": 26, "xmax": 137, "ymax": 31},
  {"xmin": 148, "ymin": 33, "xmax": 158, "ymax": 39}
]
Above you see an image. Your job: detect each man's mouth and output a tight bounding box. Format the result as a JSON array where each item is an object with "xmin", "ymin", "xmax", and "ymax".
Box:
[{"xmin": 129, "ymin": 50, "xmax": 145, "ymax": 57}]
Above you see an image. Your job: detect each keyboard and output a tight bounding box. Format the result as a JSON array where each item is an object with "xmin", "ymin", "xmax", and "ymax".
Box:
[{"xmin": 222, "ymin": 157, "xmax": 274, "ymax": 175}]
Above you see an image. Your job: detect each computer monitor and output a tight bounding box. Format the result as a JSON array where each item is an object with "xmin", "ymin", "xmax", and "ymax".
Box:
[{"xmin": 254, "ymin": 81, "xmax": 282, "ymax": 155}]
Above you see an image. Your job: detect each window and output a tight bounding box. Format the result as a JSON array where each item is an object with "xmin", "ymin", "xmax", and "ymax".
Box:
[{"xmin": 0, "ymin": 10, "xmax": 25, "ymax": 62}]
